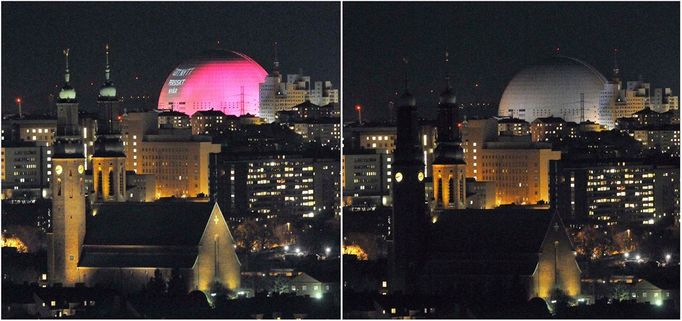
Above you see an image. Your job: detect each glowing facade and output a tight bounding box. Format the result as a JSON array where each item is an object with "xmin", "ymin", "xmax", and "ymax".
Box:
[
  {"xmin": 462, "ymin": 119, "xmax": 561, "ymax": 205},
  {"xmin": 93, "ymin": 44, "xmax": 126, "ymax": 202},
  {"xmin": 77, "ymin": 202, "xmax": 240, "ymax": 294},
  {"xmin": 158, "ymin": 50, "xmax": 267, "ymax": 117},
  {"xmin": 49, "ymin": 49, "xmax": 87, "ymax": 286}
]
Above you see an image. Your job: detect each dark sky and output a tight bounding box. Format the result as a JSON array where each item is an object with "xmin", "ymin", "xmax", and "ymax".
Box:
[
  {"xmin": 344, "ymin": 2, "xmax": 680, "ymax": 121},
  {"xmin": 2, "ymin": 2, "xmax": 339, "ymax": 115}
]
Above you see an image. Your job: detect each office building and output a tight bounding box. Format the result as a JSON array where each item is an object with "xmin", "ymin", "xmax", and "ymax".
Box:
[{"xmin": 462, "ymin": 118, "xmax": 561, "ymax": 205}]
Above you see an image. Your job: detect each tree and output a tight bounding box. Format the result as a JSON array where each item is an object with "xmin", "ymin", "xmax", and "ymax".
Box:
[
  {"xmin": 611, "ymin": 283, "xmax": 630, "ymax": 302},
  {"xmin": 270, "ymin": 275, "xmax": 291, "ymax": 295},
  {"xmin": 209, "ymin": 281, "xmax": 235, "ymax": 308},
  {"xmin": 167, "ymin": 268, "xmax": 188, "ymax": 297},
  {"xmin": 147, "ymin": 268, "xmax": 166, "ymax": 296},
  {"xmin": 234, "ymin": 219, "xmax": 276, "ymax": 252}
]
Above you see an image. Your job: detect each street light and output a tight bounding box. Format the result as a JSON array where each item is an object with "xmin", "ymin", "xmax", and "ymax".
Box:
[
  {"xmin": 665, "ymin": 254, "xmax": 671, "ymax": 262},
  {"xmin": 624, "ymin": 252, "xmax": 629, "ymax": 259},
  {"xmin": 284, "ymin": 245, "xmax": 289, "ymax": 251},
  {"xmin": 325, "ymin": 247, "xmax": 331, "ymax": 255}
]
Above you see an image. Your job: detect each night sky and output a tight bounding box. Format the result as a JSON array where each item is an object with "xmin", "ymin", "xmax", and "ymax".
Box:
[
  {"xmin": 2, "ymin": 2, "xmax": 339, "ymax": 115},
  {"xmin": 344, "ymin": 2, "xmax": 680, "ymax": 121}
]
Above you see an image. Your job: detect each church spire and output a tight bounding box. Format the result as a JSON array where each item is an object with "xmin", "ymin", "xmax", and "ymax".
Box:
[
  {"xmin": 399, "ymin": 57, "xmax": 415, "ymax": 107},
  {"xmin": 272, "ymin": 41, "xmax": 280, "ymax": 76},
  {"xmin": 63, "ymin": 48, "xmax": 71, "ymax": 84},
  {"xmin": 612, "ymin": 48, "xmax": 621, "ymax": 82},
  {"xmin": 444, "ymin": 48, "xmax": 451, "ymax": 90},
  {"xmin": 402, "ymin": 56, "xmax": 409, "ymax": 92},
  {"xmin": 99, "ymin": 44, "xmax": 117, "ymax": 99},
  {"xmin": 439, "ymin": 48, "xmax": 456, "ymax": 105},
  {"xmin": 58, "ymin": 48, "xmax": 77, "ymax": 101},
  {"xmin": 105, "ymin": 44, "xmax": 111, "ymax": 81}
]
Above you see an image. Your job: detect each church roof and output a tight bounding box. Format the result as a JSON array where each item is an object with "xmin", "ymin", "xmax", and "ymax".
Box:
[
  {"xmin": 80, "ymin": 247, "xmax": 198, "ymax": 268},
  {"xmin": 84, "ymin": 202, "xmax": 214, "ymax": 247},
  {"xmin": 428, "ymin": 209, "xmax": 553, "ymax": 255}
]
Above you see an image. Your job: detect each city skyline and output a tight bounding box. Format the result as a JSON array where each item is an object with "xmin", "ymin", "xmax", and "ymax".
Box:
[
  {"xmin": 1, "ymin": 1, "xmax": 680, "ymax": 319},
  {"xmin": 2, "ymin": 2, "xmax": 340, "ymax": 115},
  {"xmin": 344, "ymin": 2, "xmax": 679, "ymax": 120}
]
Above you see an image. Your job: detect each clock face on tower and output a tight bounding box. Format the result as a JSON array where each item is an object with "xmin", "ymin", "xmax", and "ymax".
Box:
[
  {"xmin": 55, "ymin": 165, "xmax": 63, "ymax": 176},
  {"xmin": 418, "ymin": 172, "xmax": 424, "ymax": 182},
  {"xmin": 78, "ymin": 165, "xmax": 84, "ymax": 174},
  {"xmin": 395, "ymin": 172, "xmax": 403, "ymax": 183}
]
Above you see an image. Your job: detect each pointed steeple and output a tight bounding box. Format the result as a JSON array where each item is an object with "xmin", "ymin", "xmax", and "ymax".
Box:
[
  {"xmin": 58, "ymin": 48, "xmax": 77, "ymax": 101},
  {"xmin": 439, "ymin": 48, "xmax": 456, "ymax": 105},
  {"xmin": 399, "ymin": 57, "xmax": 415, "ymax": 107},
  {"xmin": 64, "ymin": 48, "xmax": 71, "ymax": 84},
  {"xmin": 612, "ymin": 48, "xmax": 621, "ymax": 83},
  {"xmin": 99, "ymin": 44, "xmax": 117, "ymax": 99},
  {"xmin": 444, "ymin": 49, "xmax": 451, "ymax": 89},
  {"xmin": 271, "ymin": 41, "xmax": 280, "ymax": 77},
  {"xmin": 105, "ymin": 44, "xmax": 111, "ymax": 81}
]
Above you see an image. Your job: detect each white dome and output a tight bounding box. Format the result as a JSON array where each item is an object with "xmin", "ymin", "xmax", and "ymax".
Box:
[{"xmin": 498, "ymin": 56, "xmax": 607, "ymax": 123}]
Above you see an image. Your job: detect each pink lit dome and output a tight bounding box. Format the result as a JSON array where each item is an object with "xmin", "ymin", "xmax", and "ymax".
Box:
[{"xmin": 158, "ymin": 49, "xmax": 268, "ymax": 116}]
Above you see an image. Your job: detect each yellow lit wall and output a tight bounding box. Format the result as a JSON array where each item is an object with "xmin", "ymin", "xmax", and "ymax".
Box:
[
  {"xmin": 472, "ymin": 148, "xmax": 560, "ymax": 205},
  {"xmin": 432, "ymin": 164, "xmax": 467, "ymax": 209},
  {"xmin": 194, "ymin": 204, "xmax": 241, "ymax": 292},
  {"xmin": 530, "ymin": 214, "xmax": 581, "ymax": 300},
  {"xmin": 92, "ymin": 157, "xmax": 126, "ymax": 202},
  {"xmin": 138, "ymin": 141, "xmax": 220, "ymax": 198},
  {"xmin": 49, "ymin": 158, "xmax": 86, "ymax": 286}
]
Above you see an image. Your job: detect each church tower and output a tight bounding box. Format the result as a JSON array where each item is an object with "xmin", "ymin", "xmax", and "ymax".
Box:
[
  {"xmin": 432, "ymin": 50, "xmax": 467, "ymax": 210},
  {"xmin": 390, "ymin": 62, "xmax": 427, "ymax": 293},
  {"xmin": 92, "ymin": 44, "xmax": 126, "ymax": 202},
  {"xmin": 48, "ymin": 49, "xmax": 87, "ymax": 286}
]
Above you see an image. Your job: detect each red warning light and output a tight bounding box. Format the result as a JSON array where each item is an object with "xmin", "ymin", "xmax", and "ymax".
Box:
[{"xmin": 355, "ymin": 104, "xmax": 362, "ymax": 111}]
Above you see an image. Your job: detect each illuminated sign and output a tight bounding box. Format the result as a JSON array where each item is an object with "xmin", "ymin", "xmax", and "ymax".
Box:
[{"xmin": 158, "ymin": 50, "xmax": 267, "ymax": 117}]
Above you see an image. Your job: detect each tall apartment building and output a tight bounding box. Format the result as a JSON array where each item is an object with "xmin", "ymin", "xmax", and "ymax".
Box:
[
  {"xmin": 600, "ymin": 80, "xmax": 679, "ymax": 128},
  {"xmin": 342, "ymin": 151, "xmax": 392, "ymax": 207},
  {"xmin": 550, "ymin": 159, "xmax": 679, "ymax": 226},
  {"xmin": 1, "ymin": 141, "xmax": 52, "ymax": 200},
  {"xmin": 258, "ymin": 58, "xmax": 339, "ymax": 123},
  {"xmin": 209, "ymin": 152, "xmax": 340, "ymax": 219}
]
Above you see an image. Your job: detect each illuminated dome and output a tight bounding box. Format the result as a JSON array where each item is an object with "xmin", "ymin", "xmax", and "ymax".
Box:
[
  {"xmin": 59, "ymin": 85, "xmax": 77, "ymax": 101},
  {"xmin": 99, "ymin": 82, "xmax": 116, "ymax": 99},
  {"xmin": 158, "ymin": 49, "xmax": 268, "ymax": 116},
  {"xmin": 498, "ymin": 56, "xmax": 607, "ymax": 123}
]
